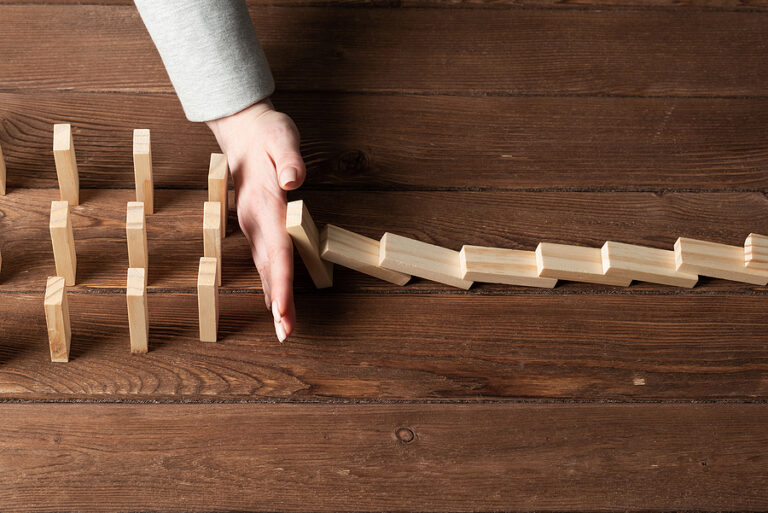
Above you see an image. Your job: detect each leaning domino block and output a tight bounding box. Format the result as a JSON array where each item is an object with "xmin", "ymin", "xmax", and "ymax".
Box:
[
  {"xmin": 133, "ymin": 129, "xmax": 154, "ymax": 214},
  {"xmin": 0, "ymin": 142, "xmax": 6, "ymax": 195},
  {"xmin": 203, "ymin": 201, "xmax": 222, "ymax": 286},
  {"xmin": 49, "ymin": 201, "xmax": 77, "ymax": 286},
  {"xmin": 536, "ymin": 242, "xmax": 631, "ymax": 286},
  {"xmin": 286, "ymin": 200, "xmax": 333, "ymax": 288},
  {"xmin": 126, "ymin": 268, "xmax": 148, "ymax": 354},
  {"xmin": 459, "ymin": 245, "xmax": 556, "ymax": 288},
  {"xmin": 320, "ymin": 224, "xmax": 410, "ymax": 286},
  {"xmin": 745, "ymin": 233, "xmax": 768, "ymax": 272},
  {"xmin": 53, "ymin": 124, "xmax": 79, "ymax": 205},
  {"xmin": 208, "ymin": 153, "xmax": 228, "ymax": 238},
  {"xmin": 675, "ymin": 237, "xmax": 768, "ymax": 285},
  {"xmin": 44, "ymin": 276, "xmax": 71, "ymax": 362},
  {"xmin": 601, "ymin": 241, "xmax": 698, "ymax": 288},
  {"xmin": 379, "ymin": 232, "xmax": 472, "ymax": 290},
  {"xmin": 126, "ymin": 202, "xmax": 148, "ymax": 273},
  {"xmin": 197, "ymin": 256, "xmax": 219, "ymax": 342}
]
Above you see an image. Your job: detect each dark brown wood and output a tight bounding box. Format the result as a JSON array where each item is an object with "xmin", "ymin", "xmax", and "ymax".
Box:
[
  {"xmin": 4, "ymin": 92, "xmax": 768, "ymax": 190},
  {"xmin": 1, "ymin": 402, "xmax": 767, "ymax": 512},
  {"xmin": 1, "ymin": 6, "xmax": 767, "ymax": 96}
]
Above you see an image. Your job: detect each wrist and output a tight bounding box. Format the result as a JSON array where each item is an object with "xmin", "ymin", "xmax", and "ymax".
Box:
[{"xmin": 206, "ymin": 98, "xmax": 275, "ymax": 165}]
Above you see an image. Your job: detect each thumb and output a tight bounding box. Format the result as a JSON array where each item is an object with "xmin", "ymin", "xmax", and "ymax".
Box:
[{"xmin": 267, "ymin": 124, "xmax": 306, "ymax": 191}]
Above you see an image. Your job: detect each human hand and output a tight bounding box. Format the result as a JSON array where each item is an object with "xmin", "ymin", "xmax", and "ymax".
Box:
[{"xmin": 206, "ymin": 99, "xmax": 306, "ymax": 342}]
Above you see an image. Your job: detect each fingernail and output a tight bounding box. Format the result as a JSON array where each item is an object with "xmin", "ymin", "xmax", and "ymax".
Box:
[
  {"xmin": 272, "ymin": 301, "xmax": 287, "ymax": 343},
  {"xmin": 280, "ymin": 167, "xmax": 298, "ymax": 188}
]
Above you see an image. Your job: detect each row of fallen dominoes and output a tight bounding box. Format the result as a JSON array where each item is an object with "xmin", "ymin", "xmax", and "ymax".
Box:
[{"xmin": 2, "ymin": 125, "xmax": 768, "ymax": 363}]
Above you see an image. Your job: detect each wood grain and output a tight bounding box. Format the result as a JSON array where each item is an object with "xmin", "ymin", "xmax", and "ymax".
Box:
[
  {"xmin": 0, "ymin": 403, "xmax": 767, "ymax": 512},
  {"xmin": 1, "ymin": 6, "xmax": 767, "ymax": 96}
]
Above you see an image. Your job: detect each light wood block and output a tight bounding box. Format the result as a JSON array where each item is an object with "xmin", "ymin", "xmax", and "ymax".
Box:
[
  {"xmin": 208, "ymin": 153, "xmax": 228, "ymax": 238},
  {"xmin": 535, "ymin": 242, "xmax": 631, "ymax": 286},
  {"xmin": 44, "ymin": 276, "xmax": 71, "ymax": 362},
  {"xmin": 126, "ymin": 268, "xmax": 148, "ymax": 354},
  {"xmin": 674, "ymin": 237, "xmax": 768, "ymax": 285},
  {"xmin": 197, "ymin": 257, "xmax": 219, "ymax": 343},
  {"xmin": 126, "ymin": 202, "xmax": 148, "ymax": 272},
  {"xmin": 132, "ymin": 129, "xmax": 154, "ymax": 214},
  {"xmin": 0, "ymin": 142, "xmax": 6, "ymax": 195},
  {"xmin": 459, "ymin": 245, "xmax": 557, "ymax": 288},
  {"xmin": 601, "ymin": 241, "xmax": 698, "ymax": 288},
  {"xmin": 49, "ymin": 200, "xmax": 77, "ymax": 286},
  {"xmin": 378, "ymin": 232, "xmax": 472, "ymax": 290},
  {"xmin": 52, "ymin": 123, "xmax": 79, "ymax": 205},
  {"xmin": 286, "ymin": 200, "xmax": 333, "ymax": 289},
  {"xmin": 745, "ymin": 233, "xmax": 768, "ymax": 272},
  {"xmin": 320, "ymin": 224, "xmax": 410, "ymax": 286},
  {"xmin": 203, "ymin": 201, "xmax": 222, "ymax": 286}
]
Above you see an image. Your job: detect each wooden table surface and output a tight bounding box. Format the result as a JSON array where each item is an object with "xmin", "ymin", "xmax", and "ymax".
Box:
[{"xmin": 1, "ymin": 1, "xmax": 767, "ymax": 511}]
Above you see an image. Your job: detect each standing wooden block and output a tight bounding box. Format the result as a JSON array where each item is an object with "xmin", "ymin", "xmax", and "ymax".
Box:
[
  {"xmin": 320, "ymin": 224, "xmax": 410, "ymax": 286},
  {"xmin": 52, "ymin": 124, "xmax": 79, "ymax": 205},
  {"xmin": 744, "ymin": 233, "xmax": 768, "ymax": 272},
  {"xmin": 459, "ymin": 245, "xmax": 557, "ymax": 288},
  {"xmin": 126, "ymin": 268, "xmax": 148, "ymax": 354},
  {"xmin": 133, "ymin": 129, "xmax": 154, "ymax": 214},
  {"xmin": 674, "ymin": 237, "xmax": 768, "ymax": 285},
  {"xmin": 535, "ymin": 242, "xmax": 631, "ymax": 286},
  {"xmin": 49, "ymin": 200, "xmax": 77, "ymax": 286},
  {"xmin": 285, "ymin": 200, "xmax": 333, "ymax": 288},
  {"xmin": 601, "ymin": 241, "xmax": 698, "ymax": 288},
  {"xmin": 379, "ymin": 232, "xmax": 472, "ymax": 290},
  {"xmin": 203, "ymin": 201, "xmax": 222, "ymax": 286},
  {"xmin": 126, "ymin": 202, "xmax": 148, "ymax": 272},
  {"xmin": 208, "ymin": 153, "xmax": 228, "ymax": 238},
  {"xmin": 44, "ymin": 276, "xmax": 71, "ymax": 362},
  {"xmin": 0, "ymin": 142, "xmax": 6, "ymax": 195},
  {"xmin": 197, "ymin": 257, "xmax": 219, "ymax": 342}
]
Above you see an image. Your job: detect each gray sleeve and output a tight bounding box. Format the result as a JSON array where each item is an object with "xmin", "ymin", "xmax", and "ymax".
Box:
[{"xmin": 134, "ymin": 0, "xmax": 275, "ymax": 122}]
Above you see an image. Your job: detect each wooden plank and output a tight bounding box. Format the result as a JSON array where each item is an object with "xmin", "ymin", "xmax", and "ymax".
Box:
[
  {"xmin": 126, "ymin": 267, "xmax": 148, "ymax": 354},
  {"xmin": 379, "ymin": 232, "xmax": 472, "ymax": 289},
  {"xmin": 48, "ymin": 200, "xmax": 77, "ymax": 286},
  {"xmin": 3, "ymin": 291, "xmax": 768, "ymax": 401},
  {"xmin": 1, "ymin": 6, "xmax": 767, "ymax": 96},
  {"xmin": 52, "ymin": 123, "xmax": 79, "ymax": 205},
  {"xmin": 207, "ymin": 153, "xmax": 228, "ymax": 237},
  {"xmin": 0, "ymin": 403, "xmax": 766, "ymax": 512},
  {"xmin": 602, "ymin": 241, "xmax": 698, "ymax": 288},
  {"xmin": 132, "ymin": 128, "xmax": 154, "ymax": 214},
  {"xmin": 42, "ymin": 276, "xmax": 70, "ymax": 362},
  {"xmin": 3, "ymin": 189, "xmax": 768, "ymax": 293},
  {"xmin": 536, "ymin": 242, "xmax": 631, "ymax": 286},
  {"xmin": 744, "ymin": 232, "xmax": 768, "ymax": 272},
  {"xmin": 460, "ymin": 245, "xmax": 556, "ymax": 288},
  {"xmin": 286, "ymin": 200, "xmax": 333, "ymax": 288},
  {"xmin": 197, "ymin": 257, "xmax": 219, "ymax": 343},
  {"xmin": 675, "ymin": 237, "xmax": 768, "ymax": 285},
  {"xmin": 125, "ymin": 201, "xmax": 147, "ymax": 271},
  {"xmin": 202, "ymin": 201, "xmax": 222, "ymax": 286},
  {"xmin": 4, "ymin": 92, "xmax": 768, "ymax": 191}
]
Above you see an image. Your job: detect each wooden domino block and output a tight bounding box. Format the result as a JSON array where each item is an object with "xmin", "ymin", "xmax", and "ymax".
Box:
[
  {"xmin": 126, "ymin": 268, "xmax": 148, "ymax": 354},
  {"xmin": 203, "ymin": 201, "xmax": 222, "ymax": 286},
  {"xmin": 53, "ymin": 124, "xmax": 79, "ymax": 205},
  {"xmin": 286, "ymin": 200, "xmax": 333, "ymax": 288},
  {"xmin": 133, "ymin": 129, "xmax": 154, "ymax": 214},
  {"xmin": 459, "ymin": 245, "xmax": 557, "ymax": 288},
  {"xmin": 601, "ymin": 241, "xmax": 698, "ymax": 288},
  {"xmin": 0, "ymin": 142, "xmax": 6, "ymax": 195},
  {"xmin": 535, "ymin": 242, "xmax": 631, "ymax": 286},
  {"xmin": 44, "ymin": 276, "xmax": 71, "ymax": 362},
  {"xmin": 675, "ymin": 237, "xmax": 768, "ymax": 285},
  {"xmin": 745, "ymin": 233, "xmax": 768, "ymax": 272},
  {"xmin": 49, "ymin": 200, "xmax": 77, "ymax": 286},
  {"xmin": 126, "ymin": 202, "xmax": 148, "ymax": 272},
  {"xmin": 378, "ymin": 232, "xmax": 472, "ymax": 289},
  {"xmin": 320, "ymin": 224, "xmax": 410, "ymax": 285},
  {"xmin": 208, "ymin": 153, "xmax": 228, "ymax": 238},
  {"xmin": 197, "ymin": 257, "xmax": 219, "ymax": 342}
]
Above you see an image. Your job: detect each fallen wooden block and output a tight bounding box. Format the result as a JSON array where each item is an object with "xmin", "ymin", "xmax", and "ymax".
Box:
[
  {"xmin": 197, "ymin": 256, "xmax": 219, "ymax": 342},
  {"xmin": 208, "ymin": 153, "xmax": 228, "ymax": 238},
  {"xmin": 203, "ymin": 201, "xmax": 222, "ymax": 286},
  {"xmin": 601, "ymin": 241, "xmax": 698, "ymax": 288},
  {"xmin": 49, "ymin": 200, "xmax": 77, "ymax": 286},
  {"xmin": 675, "ymin": 237, "xmax": 768, "ymax": 285},
  {"xmin": 320, "ymin": 224, "xmax": 410, "ymax": 285},
  {"xmin": 459, "ymin": 245, "xmax": 557, "ymax": 288},
  {"xmin": 535, "ymin": 242, "xmax": 631, "ymax": 286},
  {"xmin": 53, "ymin": 124, "xmax": 79, "ymax": 205},
  {"xmin": 0, "ymin": 142, "xmax": 6, "ymax": 195},
  {"xmin": 286, "ymin": 200, "xmax": 333, "ymax": 288},
  {"xmin": 44, "ymin": 276, "xmax": 71, "ymax": 362},
  {"xmin": 126, "ymin": 202, "xmax": 148, "ymax": 274},
  {"xmin": 132, "ymin": 129, "xmax": 154, "ymax": 214},
  {"xmin": 379, "ymin": 232, "xmax": 472, "ymax": 290},
  {"xmin": 745, "ymin": 233, "xmax": 768, "ymax": 272},
  {"xmin": 126, "ymin": 268, "xmax": 148, "ymax": 354}
]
